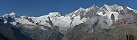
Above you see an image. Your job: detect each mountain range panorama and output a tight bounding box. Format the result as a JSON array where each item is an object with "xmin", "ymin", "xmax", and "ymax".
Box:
[{"xmin": 0, "ymin": 4, "xmax": 137, "ymax": 40}]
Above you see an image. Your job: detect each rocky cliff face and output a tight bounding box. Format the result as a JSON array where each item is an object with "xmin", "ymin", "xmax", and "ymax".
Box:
[{"xmin": 0, "ymin": 4, "xmax": 137, "ymax": 40}]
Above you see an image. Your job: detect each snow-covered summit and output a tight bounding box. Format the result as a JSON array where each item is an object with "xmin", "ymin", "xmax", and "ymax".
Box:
[
  {"xmin": 2, "ymin": 12, "xmax": 16, "ymax": 18},
  {"xmin": 48, "ymin": 12, "xmax": 61, "ymax": 17}
]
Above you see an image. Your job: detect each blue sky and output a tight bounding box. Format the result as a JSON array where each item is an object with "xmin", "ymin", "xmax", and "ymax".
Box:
[{"xmin": 0, "ymin": 0, "xmax": 137, "ymax": 16}]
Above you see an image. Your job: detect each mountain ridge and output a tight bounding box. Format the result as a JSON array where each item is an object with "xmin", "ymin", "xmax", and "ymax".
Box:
[{"xmin": 0, "ymin": 4, "xmax": 137, "ymax": 40}]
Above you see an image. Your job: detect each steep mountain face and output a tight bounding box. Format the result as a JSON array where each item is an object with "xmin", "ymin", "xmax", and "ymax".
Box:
[{"xmin": 0, "ymin": 4, "xmax": 137, "ymax": 40}]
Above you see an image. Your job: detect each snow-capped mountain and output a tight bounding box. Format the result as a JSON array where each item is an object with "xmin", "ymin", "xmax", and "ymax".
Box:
[{"xmin": 0, "ymin": 4, "xmax": 137, "ymax": 40}]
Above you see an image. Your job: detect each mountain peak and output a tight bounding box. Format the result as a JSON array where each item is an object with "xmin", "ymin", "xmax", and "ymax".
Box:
[
  {"xmin": 2, "ymin": 12, "xmax": 16, "ymax": 18},
  {"xmin": 103, "ymin": 4, "xmax": 124, "ymax": 11},
  {"xmin": 76, "ymin": 7, "xmax": 85, "ymax": 12},
  {"xmin": 48, "ymin": 12, "xmax": 61, "ymax": 17},
  {"xmin": 9, "ymin": 12, "xmax": 16, "ymax": 15}
]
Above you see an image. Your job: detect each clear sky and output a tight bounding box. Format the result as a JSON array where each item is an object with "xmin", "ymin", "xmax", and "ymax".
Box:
[{"xmin": 0, "ymin": 0, "xmax": 137, "ymax": 16}]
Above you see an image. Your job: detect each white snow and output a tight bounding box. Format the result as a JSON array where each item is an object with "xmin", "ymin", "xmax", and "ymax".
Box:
[
  {"xmin": 48, "ymin": 12, "xmax": 61, "ymax": 17},
  {"xmin": 97, "ymin": 12, "xmax": 104, "ymax": 16},
  {"xmin": 15, "ymin": 18, "xmax": 35, "ymax": 25},
  {"xmin": 10, "ymin": 22, "xmax": 17, "ymax": 25},
  {"xmin": 69, "ymin": 15, "xmax": 85, "ymax": 28},
  {"xmin": 127, "ymin": 7, "xmax": 134, "ymax": 10}
]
